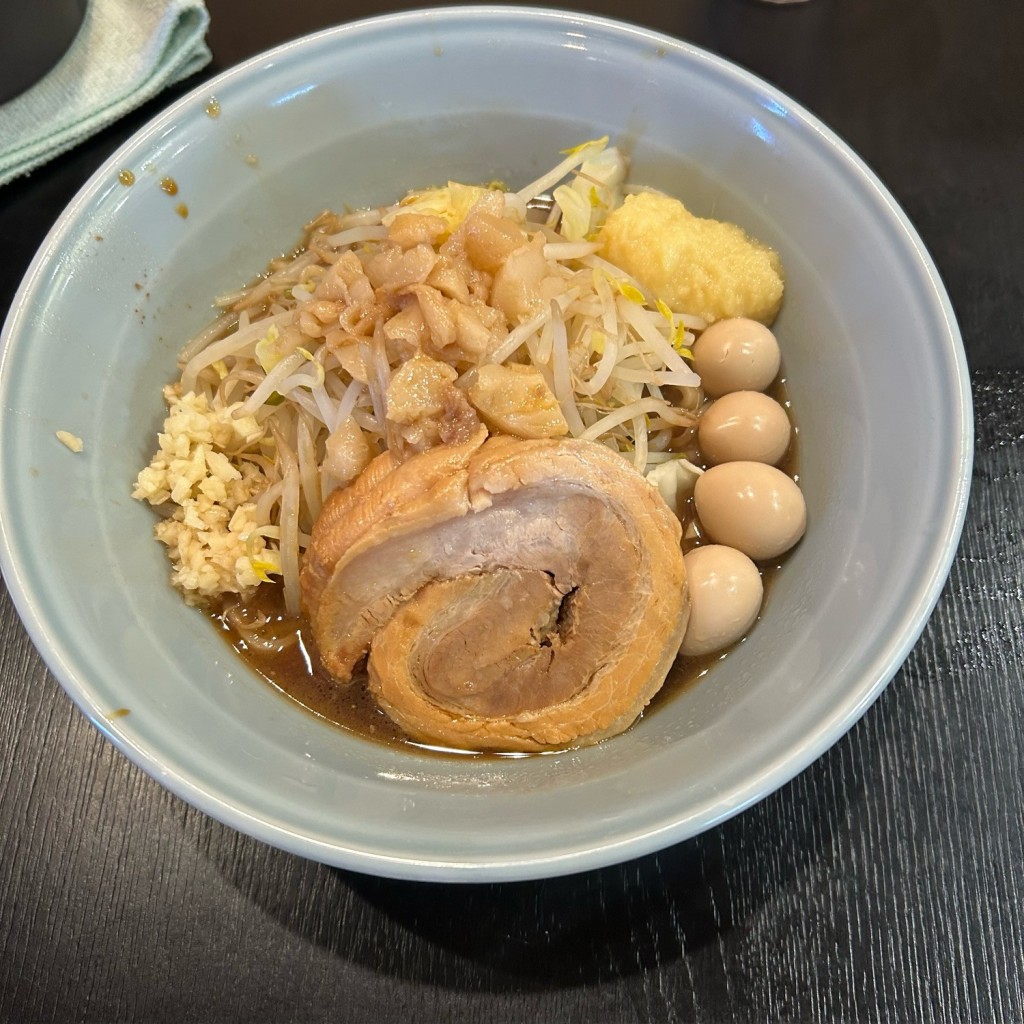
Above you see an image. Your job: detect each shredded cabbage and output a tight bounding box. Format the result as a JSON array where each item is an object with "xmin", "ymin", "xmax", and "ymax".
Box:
[{"xmin": 382, "ymin": 181, "xmax": 491, "ymax": 234}]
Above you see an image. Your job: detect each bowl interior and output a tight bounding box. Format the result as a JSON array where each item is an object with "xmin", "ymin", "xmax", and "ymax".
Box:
[{"xmin": 0, "ymin": 8, "xmax": 970, "ymax": 880}]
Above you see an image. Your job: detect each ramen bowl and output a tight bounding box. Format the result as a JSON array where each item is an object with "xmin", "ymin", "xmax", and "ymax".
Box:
[{"xmin": 0, "ymin": 7, "xmax": 971, "ymax": 881}]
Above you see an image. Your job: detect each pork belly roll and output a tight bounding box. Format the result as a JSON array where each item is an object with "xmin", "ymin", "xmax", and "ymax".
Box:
[{"xmin": 300, "ymin": 430, "xmax": 689, "ymax": 752}]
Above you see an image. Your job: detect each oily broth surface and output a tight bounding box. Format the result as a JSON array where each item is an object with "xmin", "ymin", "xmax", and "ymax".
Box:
[
  {"xmin": 211, "ymin": 587, "xmax": 414, "ymax": 749},
  {"xmin": 211, "ymin": 377, "xmax": 798, "ymax": 757}
]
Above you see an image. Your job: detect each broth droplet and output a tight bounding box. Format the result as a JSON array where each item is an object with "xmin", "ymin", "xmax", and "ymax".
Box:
[
  {"xmin": 160, "ymin": 176, "xmax": 178, "ymax": 196},
  {"xmin": 205, "ymin": 97, "xmax": 221, "ymax": 118},
  {"xmin": 175, "ymin": 203, "xmax": 189, "ymax": 219},
  {"xmin": 118, "ymin": 169, "xmax": 135, "ymax": 186}
]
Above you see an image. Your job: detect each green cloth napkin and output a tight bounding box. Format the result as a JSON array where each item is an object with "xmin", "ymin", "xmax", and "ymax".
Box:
[{"xmin": 0, "ymin": 0, "xmax": 211, "ymax": 187}]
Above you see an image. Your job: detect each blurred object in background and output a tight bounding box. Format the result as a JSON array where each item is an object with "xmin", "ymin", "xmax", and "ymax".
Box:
[
  {"xmin": 0, "ymin": 0, "xmax": 88, "ymax": 103},
  {"xmin": 0, "ymin": 0, "xmax": 210, "ymax": 187}
]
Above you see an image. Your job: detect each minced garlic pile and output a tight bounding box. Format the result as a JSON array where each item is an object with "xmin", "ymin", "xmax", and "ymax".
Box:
[{"xmin": 133, "ymin": 386, "xmax": 280, "ymax": 604}]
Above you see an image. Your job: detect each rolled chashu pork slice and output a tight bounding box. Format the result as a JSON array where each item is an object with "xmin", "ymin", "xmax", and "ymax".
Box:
[{"xmin": 300, "ymin": 428, "xmax": 689, "ymax": 752}]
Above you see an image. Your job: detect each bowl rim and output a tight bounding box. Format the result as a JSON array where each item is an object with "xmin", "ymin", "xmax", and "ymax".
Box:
[{"xmin": 0, "ymin": 5, "xmax": 974, "ymax": 881}]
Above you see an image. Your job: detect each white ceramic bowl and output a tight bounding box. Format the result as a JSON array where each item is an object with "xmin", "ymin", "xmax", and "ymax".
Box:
[{"xmin": 0, "ymin": 7, "xmax": 971, "ymax": 881}]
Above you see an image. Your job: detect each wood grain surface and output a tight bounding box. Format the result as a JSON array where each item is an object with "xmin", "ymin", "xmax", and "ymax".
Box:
[{"xmin": 2, "ymin": 1, "xmax": 1023, "ymax": 1021}]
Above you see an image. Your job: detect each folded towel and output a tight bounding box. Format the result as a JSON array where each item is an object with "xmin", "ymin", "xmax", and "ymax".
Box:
[{"xmin": 0, "ymin": 0, "xmax": 211, "ymax": 187}]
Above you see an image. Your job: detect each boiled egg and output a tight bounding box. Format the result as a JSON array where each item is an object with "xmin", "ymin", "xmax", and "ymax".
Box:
[
  {"xmin": 691, "ymin": 317, "xmax": 781, "ymax": 397},
  {"xmin": 698, "ymin": 390, "xmax": 792, "ymax": 466},
  {"xmin": 693, "ymin": 461, "xmax": 806, "ymax": 560},
  {"xmin": 681, "ymin": 544, "xmax": 764, "ymax": 657}
]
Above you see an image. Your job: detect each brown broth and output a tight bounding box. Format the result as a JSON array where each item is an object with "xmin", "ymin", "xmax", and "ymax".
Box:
[{"xmin": 211, "ymin": 589, "xmax": 413, "ymax": 747}]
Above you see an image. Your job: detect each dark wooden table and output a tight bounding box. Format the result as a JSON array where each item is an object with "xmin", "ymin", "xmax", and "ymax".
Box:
[{"xmin": 2, "ymin": 1, "xmax": 1022, "ymax": 1021}]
